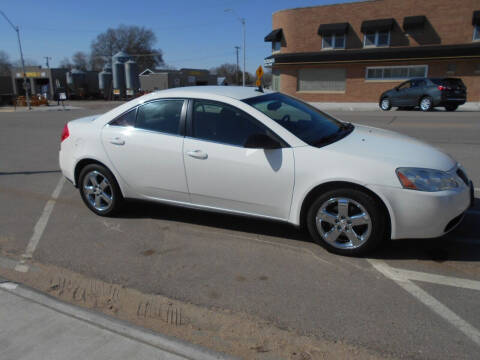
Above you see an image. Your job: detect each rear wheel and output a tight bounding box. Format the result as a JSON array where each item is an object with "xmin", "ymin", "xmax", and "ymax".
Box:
[
  {"xmin": 445, "ymin": 104, "xmax": 458, "ymax": 111},
  {"xmin": 306, "ymin": 188, "xmax": 388, "ymax": 256},
  {"xmin": 379, "ymin": 98, "xmax": 391, "ymax": 111},
  {"xmin": 79, "ymin": 164, "xmax": 123, "ymax": 216},
  {"xmin": 419, "ymin": 96, "xmax": 433, "ymax": 111}
]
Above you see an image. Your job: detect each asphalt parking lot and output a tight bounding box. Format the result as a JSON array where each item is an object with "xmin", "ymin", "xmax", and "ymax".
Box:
[{"xmin": 1, "ymin": 102, "xmax": 479, "ymax": 359}]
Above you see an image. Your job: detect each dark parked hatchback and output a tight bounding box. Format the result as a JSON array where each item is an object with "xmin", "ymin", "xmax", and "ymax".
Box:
[{"xmin": 379, "ymin": 78, "xmax": 467, "ymax": 112}]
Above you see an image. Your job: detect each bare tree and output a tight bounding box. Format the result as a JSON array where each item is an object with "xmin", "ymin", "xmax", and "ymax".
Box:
[
  {"xmin": 72, "ymin": 51, "xmax": 89, "ymax": 71},
  {"xmin": 59, "ymin": 57, "xmax": 73, "ymax": 71},
  {"xmin": 90, "ymin": 25, "xmax": 164, "ymax": 71},
  {"xmin": 11, "ymin": 58, "xmax": 39, "ymax": 68},
  {"xmin": 0, "ymin": 50, "xmax": 11, "ymax": 75},
  {"xmin": 211, "ymin": 63, "xmax": 254, "ymax": 85}
]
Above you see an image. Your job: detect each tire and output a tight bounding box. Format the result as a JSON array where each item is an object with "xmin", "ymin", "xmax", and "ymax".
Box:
[
  {"xmin": 445, "ymin": 105, "xmax": 458, "ymax": 112},
  {"xmin": 379, "ymin": 97, "xmax": 391, "ymax": 111},
  {"xmin": 306, "ymin": 188, "xmax": 388, "ymax": 256},
  {"xmin": 78, "ymin": 164, "xmax": 123, "ymax": 216},
  {"xmin": 419, "ymin": 96, "xmax": 433, "ymax": 111}
]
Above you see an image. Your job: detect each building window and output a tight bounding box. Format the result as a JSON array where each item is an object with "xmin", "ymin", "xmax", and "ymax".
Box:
[
  {"xmin": 365, "ymin": 65, "xmax": 428, "ymax": 80},
  {"xmin": 446, "ymin": 63, "xmax": 456, "ymax": 75},
  {"xmin": 298, "ymin": 68, "xmax": 346, "ymax": 92},
  {"xmin": 474, "ymin": 25, "xmax": 480, "ymax": 41},
  {"xmin": 272, "ymin": 41, "xmax": 281, "ymax": 52},
  {"xmin": 364, "ymin": 31, "xmax": 390, "ymax": 47},
  {"xmin": 322, "ymin": 34, "xmax": 345, "ymax": 49}
]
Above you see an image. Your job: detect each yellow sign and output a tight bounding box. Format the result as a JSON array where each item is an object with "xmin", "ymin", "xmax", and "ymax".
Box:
[
  {"xmin": 256, "ymin": 66, "xmax": 264, "ymax": 79},
  {"xmin": 255, "ymin": 78, "xmax": 262, "ymax": 87}
]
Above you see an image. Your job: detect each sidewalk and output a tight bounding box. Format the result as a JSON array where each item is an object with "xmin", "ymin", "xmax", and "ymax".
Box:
[
  {"xmin": 0, "ymin": 277, "xmax": 235, "ymax": 360},
  {"xmin": 0, "ymin": 104, "xmax": 81, "ymax": 112},
  {"xmin": 310, "ymin": 102, "xmax": 480, "ymax": 112}
]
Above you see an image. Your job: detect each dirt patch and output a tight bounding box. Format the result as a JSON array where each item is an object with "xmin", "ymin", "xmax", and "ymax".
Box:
[{"xmin": 0, "ymin": 258, "xmax": 396, "ymax": 360}]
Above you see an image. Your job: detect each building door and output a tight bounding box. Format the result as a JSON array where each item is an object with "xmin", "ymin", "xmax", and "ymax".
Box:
[{"xmin": 272, "ymin": 70, "xmax": 281, "ymax": 91}]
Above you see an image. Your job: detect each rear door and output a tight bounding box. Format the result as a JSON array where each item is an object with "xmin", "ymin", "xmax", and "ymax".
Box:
[
  {"xmin": 182, "ymin": 99, "xmax": 295, "ymax": 220},
  {"xmin": 101, "ymin": 99, "xmax": 190, "ymax": 202}
]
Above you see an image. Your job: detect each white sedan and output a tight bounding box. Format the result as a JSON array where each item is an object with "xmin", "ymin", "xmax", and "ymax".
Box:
[{"xmin": 59, "ymin": 86, "xmax": 473, "ymax": 255}]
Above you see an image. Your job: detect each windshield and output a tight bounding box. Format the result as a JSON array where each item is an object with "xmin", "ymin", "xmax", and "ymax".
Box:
[{"xmin": 243, "ymin": 92, "xmax": 353, "ymax": 147}]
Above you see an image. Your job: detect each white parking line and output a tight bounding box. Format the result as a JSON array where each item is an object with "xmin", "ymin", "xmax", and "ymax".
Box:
[
  {"xmin": 369, "ymin": 259, "xmax": 480, "ymax": 347},
  {"xmin": 15, "ymin": 176, "xmax": 65, "ymax": 273}
]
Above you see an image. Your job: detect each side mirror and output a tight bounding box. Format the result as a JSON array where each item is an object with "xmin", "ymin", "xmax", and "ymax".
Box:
[{"xmin": 244, "ymin": 133, "xmax": 282, "ymax": 149}]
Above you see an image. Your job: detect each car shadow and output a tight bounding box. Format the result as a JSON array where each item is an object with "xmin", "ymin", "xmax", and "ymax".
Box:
[
  {"xmin": 119, "ymin": 199, "xmax": 309, "ymax": 242},
  {"xmin": 119, "ymin": 198, "xmax": 479, "ymax": 262}
]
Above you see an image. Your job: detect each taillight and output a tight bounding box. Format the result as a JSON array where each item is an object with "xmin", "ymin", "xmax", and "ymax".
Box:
[
  {"xmin": 437, "ymin": 85, "xmax": 446, "ymax": 91},
  {"xmin": 61, "ymin": 124, "xmax": 69, "ymax": 142}
]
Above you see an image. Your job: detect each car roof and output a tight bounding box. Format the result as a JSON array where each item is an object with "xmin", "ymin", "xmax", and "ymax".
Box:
[{"xmin": 150, "ymin": 85, "xmax": 275, "ymax": 101}]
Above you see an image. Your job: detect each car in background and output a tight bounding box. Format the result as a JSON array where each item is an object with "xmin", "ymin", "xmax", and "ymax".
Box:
[
  {"xmin": 59, "ymin": 86, "xmax": 473, "ymax": 256},
  {"xmin": 379, "ymin": 78, "xmax": 467, "ymax": 112}
]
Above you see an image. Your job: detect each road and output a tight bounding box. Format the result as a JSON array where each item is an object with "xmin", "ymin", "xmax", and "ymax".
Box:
[{"xmin": 0, "ymin": 103, "xmax": 479, "ymax": 359}]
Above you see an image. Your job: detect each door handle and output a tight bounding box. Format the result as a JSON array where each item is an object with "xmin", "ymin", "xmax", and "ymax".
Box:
[
  {"xmin": 187, "ymin": 150, "xmax": 208, "ymax": 159},
  {"xmin": 109, "ymin": 137, "xmax": 125, "ymax": 145}
]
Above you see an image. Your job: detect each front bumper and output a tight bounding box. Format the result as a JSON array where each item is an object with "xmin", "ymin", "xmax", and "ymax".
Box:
[{"xmin": 370, "ymin": 183, "xmax": 471, "ymax": 239}]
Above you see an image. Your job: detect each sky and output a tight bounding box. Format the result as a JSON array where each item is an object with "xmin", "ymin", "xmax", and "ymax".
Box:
[{"xmin": 0, "ymin": 0, "xmax": 354, "ymax": 73}]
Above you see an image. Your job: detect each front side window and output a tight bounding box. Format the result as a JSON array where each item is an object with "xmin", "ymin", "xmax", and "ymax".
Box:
[
  {"xmin": 322, "ymin": 34, "xmax": 345, "ymax": 49},
  {"xmin": 136, "ymin": 99, "xmax": 184, "ymax": 134},
  {"xmin": 244, "ymin": 92, "xmax": 352, "ymax": 147},
  {"xmin": 364, "ymin": 31, "xmax": 390, "ymax": 47},
  {"xmin": 192, "ymin": 100, "xmax": 272, "ymax": 147},
  {"xmin": 474, "ymin": 25, "xmax": 480, "ymax": 41}
]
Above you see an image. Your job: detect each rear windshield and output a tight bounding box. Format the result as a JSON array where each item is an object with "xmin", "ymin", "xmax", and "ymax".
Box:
[{"xmin": 430, "ymin": 78, "xmax": 465, "ymax": 89}]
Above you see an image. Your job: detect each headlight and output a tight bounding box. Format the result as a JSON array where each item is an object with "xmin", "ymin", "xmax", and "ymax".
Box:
[{"xmin": 396, "ymin": 167, "xmax": 459, "ymax": 192}]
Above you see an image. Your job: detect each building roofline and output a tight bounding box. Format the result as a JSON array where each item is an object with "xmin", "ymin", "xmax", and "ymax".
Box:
[{"xmin": 272, "ymin": 0, "xmax": 381, "ymax": 16}]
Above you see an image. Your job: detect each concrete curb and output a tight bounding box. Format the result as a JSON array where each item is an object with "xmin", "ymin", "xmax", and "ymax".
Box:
[{"xmin": 0, "ymin": 281, "xmax": 237, "ymax": 360}]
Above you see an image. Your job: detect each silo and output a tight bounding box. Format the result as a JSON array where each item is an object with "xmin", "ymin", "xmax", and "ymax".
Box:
[
  {"xmin": 98, "ymin": 64, "xmax": 112, "ymax": 99},
  {"xmin": 125, "ymin": 60, "xmax": 139, "ymax": 96},
  {"xmin": 112, "ymin": 61, "xmax": 125, "ymax": 97},
  {"xmin": 112, "ymin": 51, "xmax": 130, "ymax": 98}
]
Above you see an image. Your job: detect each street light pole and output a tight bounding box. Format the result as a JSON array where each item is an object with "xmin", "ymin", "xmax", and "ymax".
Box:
[
  {"xmin": 0, "ymin": 10, "xmax": 31, "ymax": 110},
  {"xmin": 241, "ymin": 17, "xmax": 246, "ymax": 87},
  {"xmin": 225, "ymin": 9, "xmax": 246, "ymax": 87}
]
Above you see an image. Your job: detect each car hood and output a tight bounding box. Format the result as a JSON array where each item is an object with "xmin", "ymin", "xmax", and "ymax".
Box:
[{"xmin": 326, "ymin": 124, "xmax": 456, "ymax": 171}]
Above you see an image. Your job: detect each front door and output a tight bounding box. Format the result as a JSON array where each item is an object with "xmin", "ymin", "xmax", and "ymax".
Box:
[
  {"xmin": 183, "ymin": 99, "xmax": 294, "ymax": 220},
  {"xmin": 101, "ymin": 99, "xmax": 189, "ymax": 202}
]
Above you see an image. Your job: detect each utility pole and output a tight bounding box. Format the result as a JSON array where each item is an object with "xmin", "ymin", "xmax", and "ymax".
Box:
[
  {"xmin": 44, "ymin": 56, "xmax": 52, "ymax": 68},
  {"xmin": 225, "ymin": 9, "xmax": 246, "ymax": 87},
  {"xmin": 234, "ymin": 46, "xmax": 240, "ymax": 85},
  {"xmin": 0, "ymin": 10, "xmax": 31, "ymax": 110}
]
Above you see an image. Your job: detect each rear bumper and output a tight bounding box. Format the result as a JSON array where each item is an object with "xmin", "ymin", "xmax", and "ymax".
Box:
[{"xmin": 370, "ymin": 183, "xmax": 471, "ymax": 239}]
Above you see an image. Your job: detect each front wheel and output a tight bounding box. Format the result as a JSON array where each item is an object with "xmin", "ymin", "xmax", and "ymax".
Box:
[
  {"xmin": 306, "ymin": 188, "xmax": 388, "ymax": 256},
  {"xmin": 445, "ymin": 105, "xmax": 458, "ymax": 112},
  {"xmin": 379, "ymin": 98, "xmax": 391, "ymax": 111},
  {"xmin": 79, "ymin": 164, "xmax": 123, "ymax": 216}
]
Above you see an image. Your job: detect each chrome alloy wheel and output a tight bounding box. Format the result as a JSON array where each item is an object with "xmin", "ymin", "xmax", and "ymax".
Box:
[
  {"xmin": 420, "ymin": 97, "xmax": 431, "ymax": 111},
  {"xmin": 315, "ymin": 197, "xmax": 372, "ymax": 249},
  {"xmin": 82, "ymin": 170, "xmax": 113, "ymax": 212},
  {"xmin": 380, "ymin": 98, "xmax": 390, "ymax": 110}
]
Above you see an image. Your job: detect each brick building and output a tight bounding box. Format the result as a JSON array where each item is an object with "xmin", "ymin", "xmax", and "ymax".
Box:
[{"xmin": 264, "ymin": 0, "xmax": 480, "ymax": 102}]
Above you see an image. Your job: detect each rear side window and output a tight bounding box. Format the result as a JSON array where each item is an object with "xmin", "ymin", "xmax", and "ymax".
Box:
[
  {"xmin": 110, "ymin": 108, "xmax": 136, "ymax": 127},
  {"xmin": 192, "ymin": 100, "xmax": 270, "ymax": 147},
  {"xmin": 136, "ymin": 100, "xmax": 184, "ymax": 135}
]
